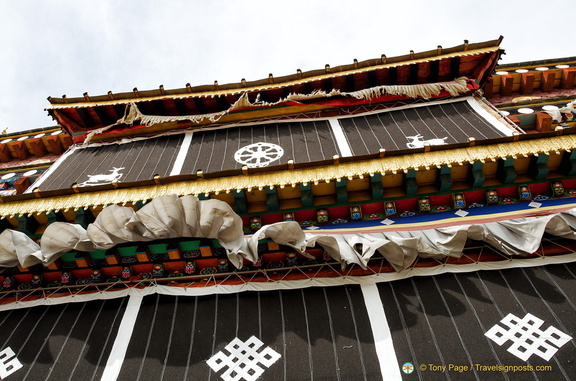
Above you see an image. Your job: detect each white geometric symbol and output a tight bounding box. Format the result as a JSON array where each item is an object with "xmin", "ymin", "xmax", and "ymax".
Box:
[
  {"xmin": 207, "ymin": 336, "xmax": 281, "ymax": 381},
  {"xmin": 485, "ymin": 313, "xmax": 572, "ymax": 361},
  {"xmin": 0, "ymin": 347, "xmax": 23, "ymax": 379},
  {"xmin": 79, "ymin": 167, "xmax": 124, "ymax": 187},
  {"xmin": 234, "ymin": 142, "xmax": 284, "ymax": 168}
]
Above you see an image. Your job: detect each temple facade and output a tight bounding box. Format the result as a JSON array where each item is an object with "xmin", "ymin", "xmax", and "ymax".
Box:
[{"xmin": 0, "ymin": 37, "xmax": 575, "ymax": 380}]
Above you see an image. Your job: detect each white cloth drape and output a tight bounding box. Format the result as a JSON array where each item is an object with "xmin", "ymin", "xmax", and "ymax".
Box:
[{"xmin": 2, "ymin": 195, "xmax": 576, "ymax": 271}]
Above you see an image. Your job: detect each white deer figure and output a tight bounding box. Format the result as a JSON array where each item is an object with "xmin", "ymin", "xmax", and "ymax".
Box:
[
  {"xmin": 406, "ymin": 134, "xmax": 448, "ymax": 148},
  {"xmin": 79, "ymin": 167, "xmax": 124, "ymax": 187}
]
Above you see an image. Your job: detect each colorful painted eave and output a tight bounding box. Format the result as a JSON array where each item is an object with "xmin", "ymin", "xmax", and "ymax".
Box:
[
  {"xmin": 46, "ymin": 40, "xmax": 502, "ymax": 109},
  {"xmin": 44, "ymin": 38, "xmax": 504, "ymax": 137},
  {"xmin": 1, "ymin": 133, "xmax": 574, "ymax": 217}
]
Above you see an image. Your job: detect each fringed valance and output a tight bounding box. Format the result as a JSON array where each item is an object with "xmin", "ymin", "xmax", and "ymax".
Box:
[
  {"xmin": 84, "ymin": 78, "xmax": 472, "ymax": 143},
  {"xmin": 2, "ymin": 195, "xmax": 576, "ymax": 272}
]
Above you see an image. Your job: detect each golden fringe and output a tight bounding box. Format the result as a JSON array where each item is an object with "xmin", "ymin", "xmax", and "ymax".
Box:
[{"xmin": 3, "ymin": 135, "xmax": 576, "ymax": 217}]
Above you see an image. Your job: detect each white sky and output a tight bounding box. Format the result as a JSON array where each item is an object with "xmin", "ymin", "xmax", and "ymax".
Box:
[{"xmin": 1, "ymin": 0, "xmax": 575, "ymax": 133}]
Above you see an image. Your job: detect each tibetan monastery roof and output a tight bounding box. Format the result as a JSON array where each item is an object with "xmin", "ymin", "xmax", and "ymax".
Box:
[
  {"xmin": 45, "ymin": 38, "xmax": 504, "ymax": 136},
  {"xmin": 30, "ymin": 97, "xmax": 515, "ymax": 194}
]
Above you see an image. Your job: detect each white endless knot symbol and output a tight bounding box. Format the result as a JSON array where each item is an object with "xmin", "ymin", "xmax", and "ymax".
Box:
[
  {"xmin": 0, "ymin": 347, "xmax": 23, "ymax": 379},
  {"xmin": 207, "ymin": 336, "xmax": 281, "ymax": 381},
  {"xmin": 234, "ymin": 142, "xmax": 284, "ymax": 168},
  {"xmin": 485, "ymin": 313, "xmax": 572, "ymax": 361}
]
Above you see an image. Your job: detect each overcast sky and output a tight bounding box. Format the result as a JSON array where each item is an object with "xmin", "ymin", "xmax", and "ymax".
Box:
[{"xmin": 1, "ymin": 0, "xmax": 575, "ymax": 133}]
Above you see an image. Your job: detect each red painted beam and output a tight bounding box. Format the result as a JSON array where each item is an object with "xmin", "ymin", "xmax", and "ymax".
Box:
[
  {"xmin": 561, "ymin": 68, "xmax": 576, "ymax": 89},
  {"xmin": 540, "ymin": 70, "xmax": 556, "ymax": 92},
  {"xmin": 26, "ymin": 139, "xmax": 47, "ymax": 157},
  {"xmin": 520, "ymin": 72, "xmax": 535, "ymax": 94},
  {"xmin": 500, "ymin": 74, "xmax": 513, "ymax": 96},
  {"xmin": 0, "ymin": 143, "xmax": 12, "ymax": 162},
  {"xmin": 10, "ymin": 141, "xmax": 29, "ymax": 160},
  {"xmin": 535, "ymin": 112, "xmax": 553, "ymax": 132}
]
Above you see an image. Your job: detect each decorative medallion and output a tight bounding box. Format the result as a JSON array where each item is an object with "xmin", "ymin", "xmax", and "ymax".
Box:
[
  {"xmin": 486, "ymin": 189, "xmax": 499, "ymax": 205},
  {"xmin": 453, "ymin": 193, "xmax": 466, "ymax": 209},
  {"xmin": 234, "ymin": 142, "xmax": 284, "ymax": 168},
  {"xmin": 552, "ymin": 181, "xmax": 565, "ymax": 197},
  {"xmin": 316, "ymin": 209, "xmax": 329, "ymax": 224},
  {"xmin": 418, "ymin": 197, "xmax": 431, "ymax": 213},
  {"xmin": 384, "ymin": 202, "xmax": 397, "ymax": 217},
  {"xmin": 518, "ymin": 185, "xmax": 532, "ymax": 201},
  {"xmin": 350, "ymin": 206, "xmax": 362, "ymax": 221}
]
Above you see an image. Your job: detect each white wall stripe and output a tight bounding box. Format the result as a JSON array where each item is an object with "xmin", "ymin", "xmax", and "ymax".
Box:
[
  {"xmin": 23, "ymin": 145, "xmax": 79, "ymax": 193},
  {"xmin": 328, "ymin": 118, "xmax": 353, "ymax": 157},
  {"xmin": 360, "ymin": 284, "xmax": 401, "ymax": 381},
  {"xmin": 466, "ymin": 98, "xmax": 515, "ymax": 136},
  {"xmin": 169, "ymin": 132, "xmax": 193, "ymax": 176},
  {"xmin": 101, "ymin": 294, "xmax": 143, "ymax": 381}
]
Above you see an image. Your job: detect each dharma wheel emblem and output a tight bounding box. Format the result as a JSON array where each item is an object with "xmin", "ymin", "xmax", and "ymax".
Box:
[{"xmin": 234, "ymin": 142, "xmax": 284, "ymax": 168}]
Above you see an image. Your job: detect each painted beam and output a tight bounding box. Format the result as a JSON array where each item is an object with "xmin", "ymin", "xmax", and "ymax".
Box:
[
  {"xmin": 266, "ymin": 187, "xmax": 279, "ymax": 211},
  {"xmin": 529, "ymin": 154, "xmax": 549, "ymax": 181},
  {"xmin": 16, "ymin": 215, "xmax": 38, "ymax": 236},
  {"xmin": 10, "ymin": 141, "xmax": 30, "ymax": 160},
  {"xmin": 500, "ymin": 74, "xmax": 513, "ymax": 96},
  {"xmin": 73, "ymin": 208, "xmax": 95, "ymax": 228},
  {"xmin": 234, "ymin": 190, "xmax": 248, "ymax": 214},
  {"xmin": 520, "ymin": 72, "xmax": 535, "ymax": 94},
  {"xmin": 429, "ymin": 60, "xmax": 440, "ymax": 83},
  {"xmin": 468, "ymin": 161, "xmax": 485, "ymax": 188},
  {"xmin": 560, "ymin": 150, "xmax": 576, "ymax": 176},
  {"xmin": 450, "ymin": 56, "xmax": 461, "ymax": 79},
  {"xmin": 535, "ymin": 113, "xmax": 553, "ymax": 132},
  {"xmin": 45, "ymin": 136, "xmax": 64, "ymax": 155},
  {"xmin": 336, "ymin": 178, "xmax": 347, "ymax": 204},
  {"xmin": 541, "ymin": 71, "xmax": 556, "ymax": 92},
  {"xmin": 404, "ymin": 169, "xmax": 418, "ymax": 196},
  {"xmin": 0, "ymin": 143, "xmax": 13, "ymax": 162},
  {"xmin": 561, "ymin": 68, "xmax": 576, "ymax": 89},
  {"xmin": 497, "ymin": 157, "xmax": 517, "ymax": 184},
  {"xmin": 300, "ymin": 183, "xmax": 314, "ymax": 207},
  {"xmin": 370, "ymin": 173, "xmax": 383, "ymax": 199},
  {"xmin": 437, "ymin": 164, "xmax": 452, "ymax": 191},
  {"xmin": 45, "ymin": 211, "xmax": 65, "ymax": 226}
]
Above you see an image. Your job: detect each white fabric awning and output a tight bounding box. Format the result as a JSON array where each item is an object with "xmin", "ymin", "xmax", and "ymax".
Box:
[{"xmin": 2, "ymin": 195, "xmax": 576, "ymax": 271}]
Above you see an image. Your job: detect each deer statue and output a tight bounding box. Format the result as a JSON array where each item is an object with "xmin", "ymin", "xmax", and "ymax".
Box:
[
  {"xmin": 79, "ymin": 167, "xmax": 125, "ymax": 187},
  {"xmin": 406, "ymin": 134, "xmax": 448, "ymax": 148}
]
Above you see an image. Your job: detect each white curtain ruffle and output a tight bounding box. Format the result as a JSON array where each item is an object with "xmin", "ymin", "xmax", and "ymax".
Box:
[{"xmin": 2, "ymin": 195, "xmax": 576, "ymax": 271}]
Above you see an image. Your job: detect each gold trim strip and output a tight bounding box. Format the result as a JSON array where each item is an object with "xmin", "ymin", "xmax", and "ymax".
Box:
[{"xmin": 1, "ymin": 133, "xmax": 572, "ymax": 217}]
